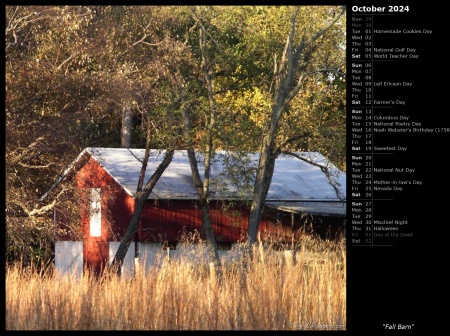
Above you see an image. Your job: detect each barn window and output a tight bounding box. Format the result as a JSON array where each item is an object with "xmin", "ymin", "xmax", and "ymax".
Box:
[{"xmin": 90, "ymin": 188, "xmax": 102, "ymax": 237}]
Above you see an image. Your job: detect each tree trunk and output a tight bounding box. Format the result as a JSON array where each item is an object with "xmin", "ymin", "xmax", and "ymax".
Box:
[
  {"xmin": 168, "ymin": 21, "xmax": 221, "ymax": 264},
  {"xmin": 247, "ymin": 145, "xmax": 278, "ymax": 244},
  {"xmin": 200, "ymin": 198, "xmax": 219, "ymax": 261},
  {"xmin": 121, "ymin": 100, "xmax": 132, "ymax": 148},
  {"xmin": 182, "ymin": 105, "xmax": 219, "ymax": 262},
  {"xmin": 110, "ymin": 149, "xmax": 174, "ymax": 276}
]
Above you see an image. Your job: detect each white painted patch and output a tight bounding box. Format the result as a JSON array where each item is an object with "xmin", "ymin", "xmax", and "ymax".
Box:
[
  {"xmin": 108, "ymin": 242, "xmax": 136, "ymax": 278},
  {"xmin": 171, "ymin": 243, "xmax": 210, "ymax": 262},
  {"xmin": 54, "ymin": 241, "xmax": 250, "ymax": 277},
  {"xmin": 219, "ymin": 243, "xmax": 246, "ymax": 263},
  {"xmin": 90, "ymin": 188, "xmax": 102, "ymax": 237},
  {"xmin": 137, "ymin": 243, "xmax": 166, "ymax": 272},
  {"xmin": 54, "ymin": 241, "xmax": 83, "ymax": 278}
]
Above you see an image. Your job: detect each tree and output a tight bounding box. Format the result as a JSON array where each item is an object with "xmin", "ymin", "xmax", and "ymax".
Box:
[
  {"xmin": 5, "ymin": 6, "xmax": 99, "ymax": 265},
  {"xmin": 109, "ymin": 7, "xmax": 196, "ymax": 272},
  {"xmin": 173, "ymin": 6, "xmax": 224, "ymax": 262},
  {"xmin": 110, "ymin": 133, "xmax": 174, "ymax": 275},
  {"xmin": 247, "ymin": 6, "xmax": 346, "ymax": 244}
]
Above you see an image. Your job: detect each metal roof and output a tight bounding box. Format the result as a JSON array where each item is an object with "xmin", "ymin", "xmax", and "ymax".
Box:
[{"xmin": 81, "ymin": 147, "xmax": 346, "ymax": 202}]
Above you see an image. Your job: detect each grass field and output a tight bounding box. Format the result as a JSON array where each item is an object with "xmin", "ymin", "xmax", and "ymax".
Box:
[{"xmin": 6, "ymin": 237, "xmax": 346, "ymax": 330}]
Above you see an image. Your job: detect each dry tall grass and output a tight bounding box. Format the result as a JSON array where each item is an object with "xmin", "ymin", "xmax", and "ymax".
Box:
[{"xmin": 6, "ymin": 238, "xmax": 346, "ymax": 330}]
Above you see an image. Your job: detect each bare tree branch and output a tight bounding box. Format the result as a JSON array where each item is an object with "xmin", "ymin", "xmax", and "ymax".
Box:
[
  {"xmin": 282, "ymin": 151, "xmax": 345, "ymax": 201},
  {"xmin": 6, "ymin": 136, "xmax": 46, "ymax": 165},
  {"xmin": 17, "ymin": 162, "xmax": 56, "ymax": 169}
]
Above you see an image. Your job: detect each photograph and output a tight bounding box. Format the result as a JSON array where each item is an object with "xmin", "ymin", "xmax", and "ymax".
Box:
[{"xmin": 5, "ymin": 4, "xmax": 432, "ymax": 332}]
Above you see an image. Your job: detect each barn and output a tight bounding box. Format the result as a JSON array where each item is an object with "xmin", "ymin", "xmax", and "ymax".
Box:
[{"xmin": 40, "ymin": 147, "xmax": 346, "ymax": 276}]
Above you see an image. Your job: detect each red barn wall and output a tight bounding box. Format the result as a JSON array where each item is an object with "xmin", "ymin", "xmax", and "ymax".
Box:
[
  {"xmin": 137, "ymin": 199, "xmax": 296, "ymax": 244},
  {"xmin": 138, "ymin": 200, "xmax": 248, "ymax": 243},
  {"xmin": 69, "ymin": 156, "xmax": 340, "ymax": 247},
  {"xmin": 74, "ymin": 157, "xmax": 135, "ymax": 272}
]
